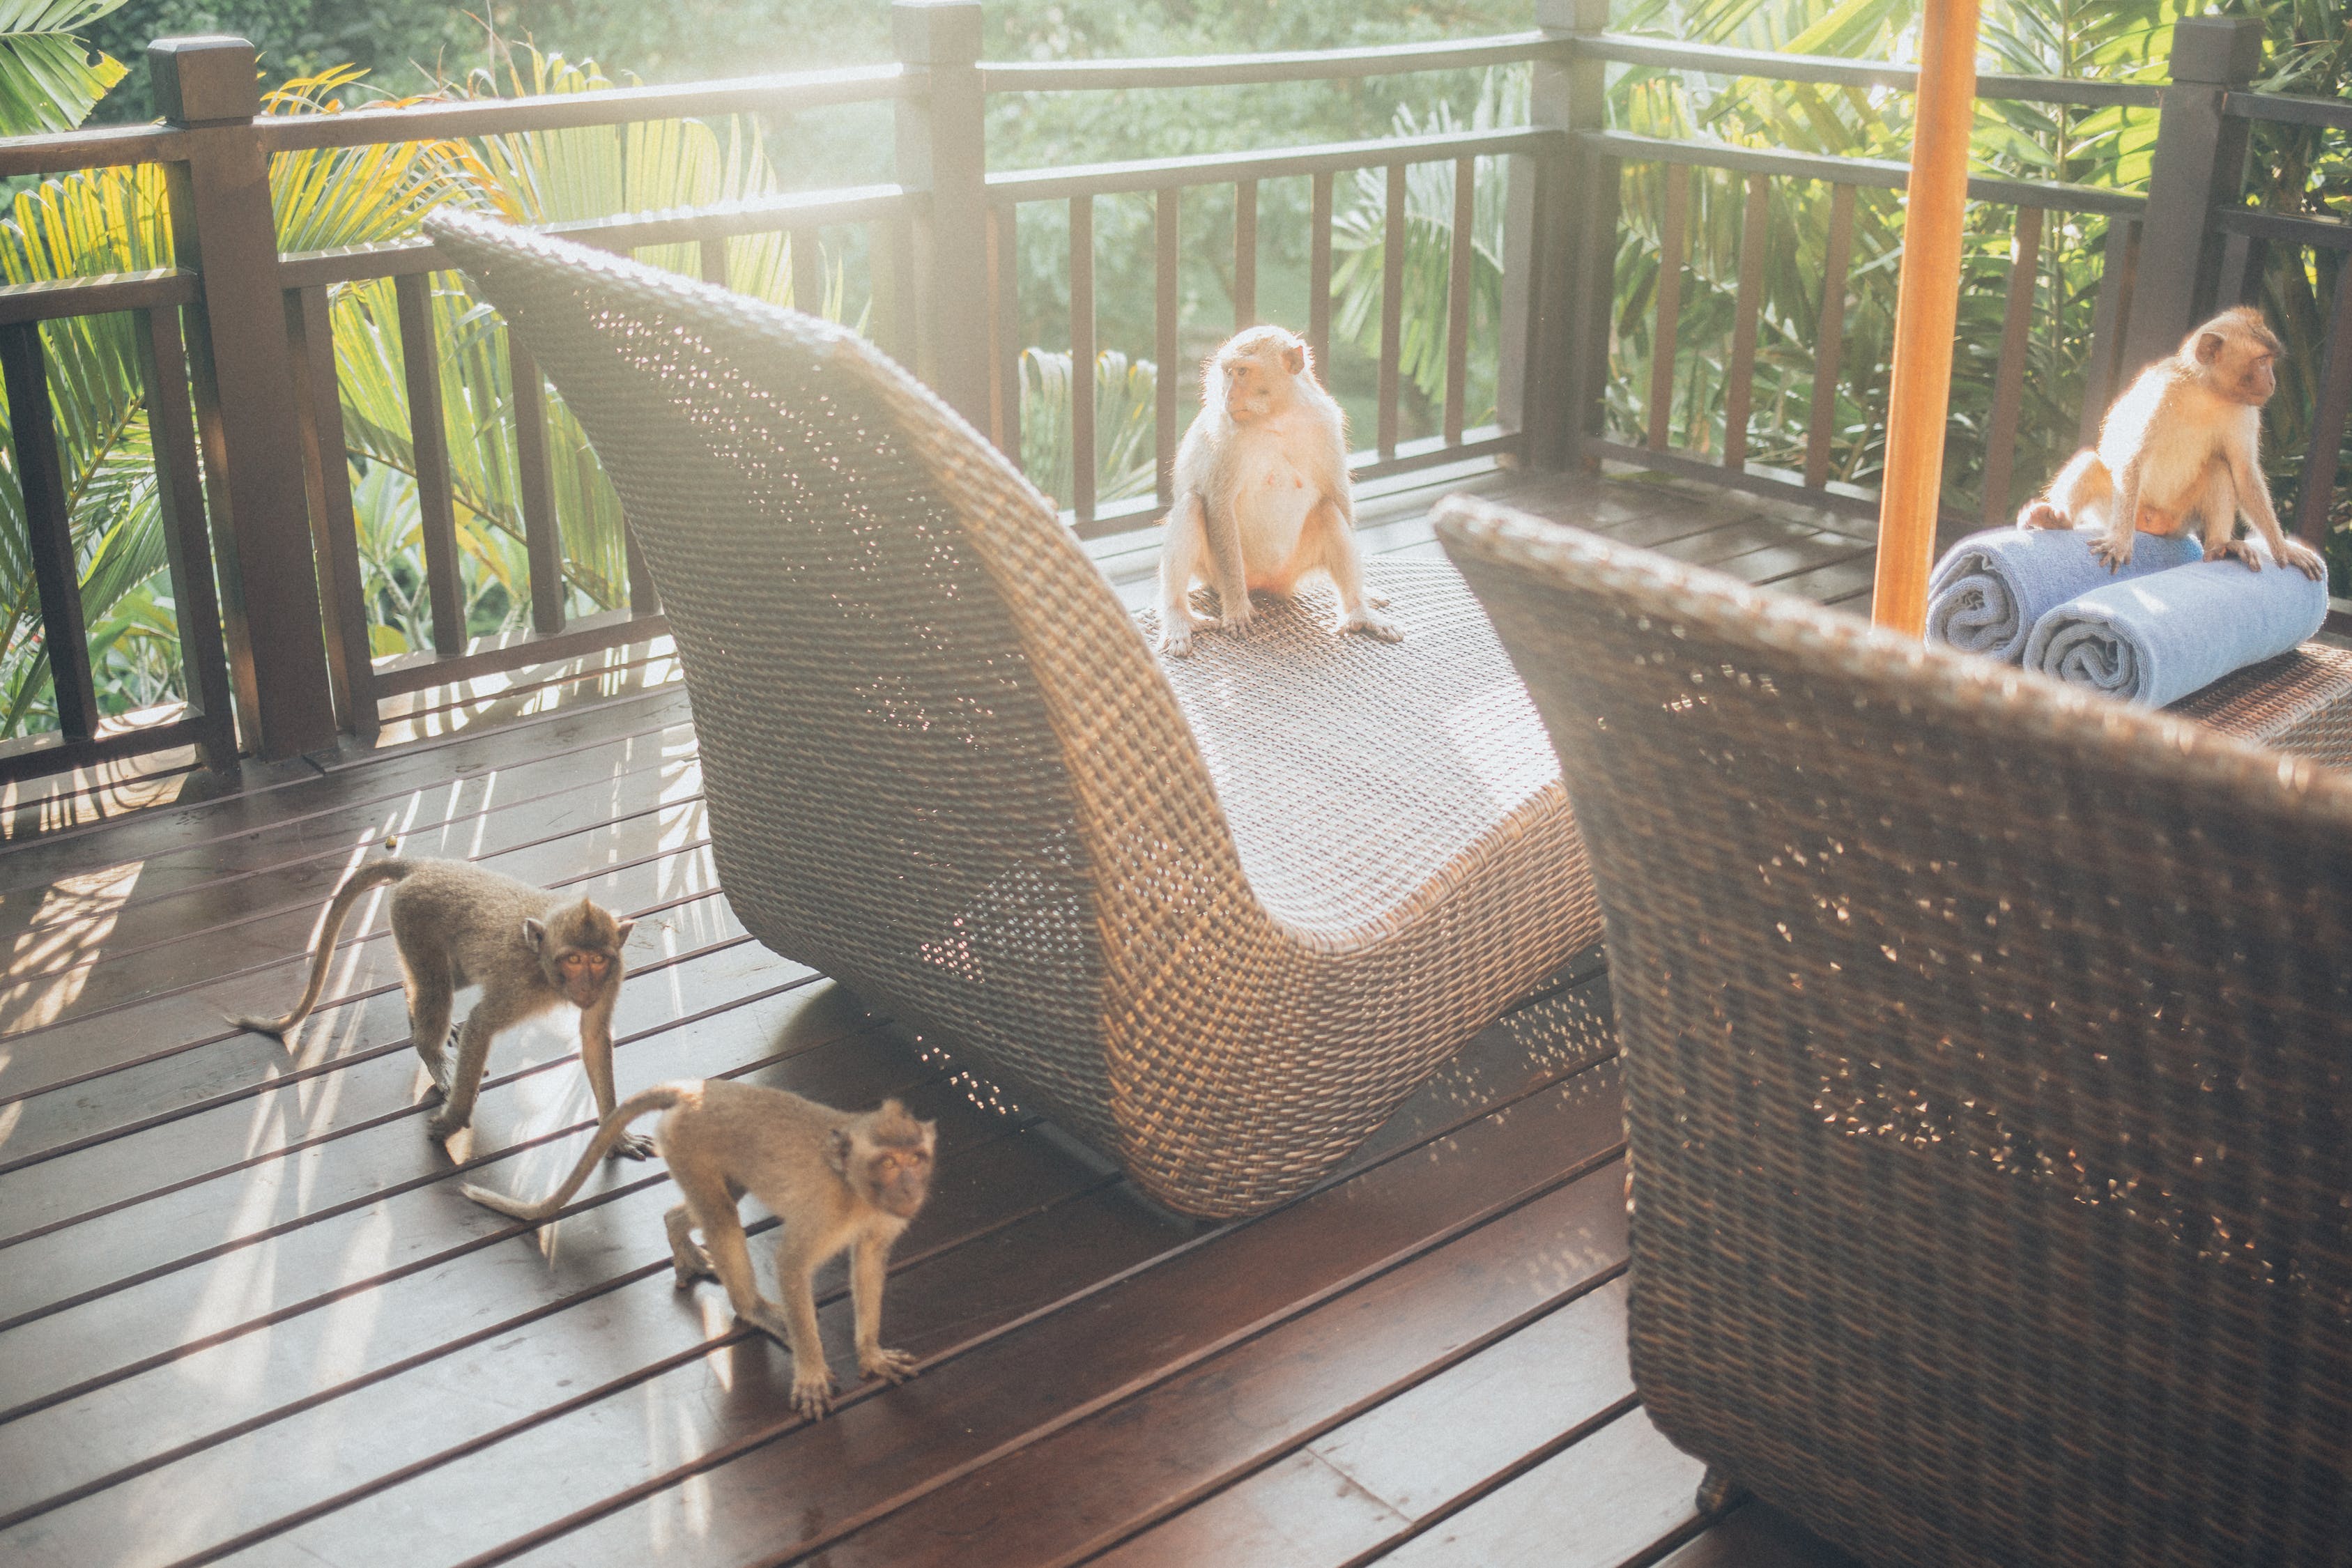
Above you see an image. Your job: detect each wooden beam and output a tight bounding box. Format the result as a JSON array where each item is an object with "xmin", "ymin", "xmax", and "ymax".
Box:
[{"xmin": 1872, "ymin": 0, "xmax": 1979, "ymax": 636}]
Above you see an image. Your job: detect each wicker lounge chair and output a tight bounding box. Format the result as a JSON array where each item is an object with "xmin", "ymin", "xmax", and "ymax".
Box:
[
  {"xmin": 424, "ymin": 209, "xmax": 1599, "ymax": 1217},
  {"xmin": 1436, "ymin": 496, "xmax": 2352, "ymax": 1568}
]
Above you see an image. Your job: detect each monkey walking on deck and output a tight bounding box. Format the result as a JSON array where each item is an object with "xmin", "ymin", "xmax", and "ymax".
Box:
[
  {"xmin": 463, "ymin": 1083, "xmax": 937, "ymax": 1417},
  {"xmin": 232, "ymin": 854, "xmax": 651, "ymax": 1158},
  {"xmin": 1158, "ymin": 325, "xmax": 1402, "ymax": 656},
  {"xmin": 2020, "ymin": 305, "xmax": 2326, "ymax": 581}
]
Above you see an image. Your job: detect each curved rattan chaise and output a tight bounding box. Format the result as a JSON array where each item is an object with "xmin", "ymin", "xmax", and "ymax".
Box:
[
  {"xmin": 1437, "ymin": 497, "xmax": 2352, "ymax": 1568},
  {"xmin": 425, "ymin": 209, "xmax": 1599, "ymax": 1217}
]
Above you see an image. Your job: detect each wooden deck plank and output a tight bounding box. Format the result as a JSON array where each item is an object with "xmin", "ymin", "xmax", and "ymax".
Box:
[
  {"xmin": 806, "ymin": 1168, "xmax": 1630, "ymax": 1568},
  {"xmin": 470, "ymin": 1067, "xmax": 1629, "ymax": 1568},
  {"xmin": 1088, "ymin": 1275, "xmax": 1634, "ymax": 1568},
  {"xmin": 0, "ymin": 1121, "xmax": 1113, "ymax": 1567}
]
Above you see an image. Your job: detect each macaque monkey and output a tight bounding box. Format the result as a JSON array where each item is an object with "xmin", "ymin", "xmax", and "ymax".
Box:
[
  {"xmin": 463, "ymin": 1082, "xmax": 937, "ymax": 1417},
  {"xmin": 1157, "ymin": 325, "xmax": 1401, "ymax": 656},
  {"xmin": 233, "ymin": 854, "xmax": 649, "ymax": 1158},
  {"xmin": 2020, "ymin": 305, "xmax": 2326, "ymax": 580}
]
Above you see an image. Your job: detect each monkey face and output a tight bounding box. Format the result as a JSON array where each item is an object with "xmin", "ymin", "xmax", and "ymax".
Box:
[
  {"xmin": 1222, "ymin": 356, "xmax": 1282, "ymax": 422},
  {"xmin": 865, "ymin": 1143, "xmax": 935, "ymax": 1219},
  {"xmin": 552, "ymin": 946, "xmax": 615, "ymax": 1006},
  {"xmin": 2192, "ymin": 307, "xmax": 2284, "ymax": 406},
  {"xmin": 1215, "ymin": 327, "xmax": 1312, "ymax": 423}
]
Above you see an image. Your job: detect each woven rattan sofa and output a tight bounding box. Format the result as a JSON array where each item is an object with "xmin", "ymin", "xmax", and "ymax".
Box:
[
  {"xmin": 425, "ymin": 209, "xmax": 1599, "ymax": 1217},
  {"xmin": 1437, "ymin": 496, "xmax": 2352, "ymax": 1568}
]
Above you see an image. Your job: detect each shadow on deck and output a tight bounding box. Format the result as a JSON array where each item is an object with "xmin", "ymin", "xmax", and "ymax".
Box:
[{"xmin": 0, "ymin": 467, "xmax": 1869, "ymax": 1568}]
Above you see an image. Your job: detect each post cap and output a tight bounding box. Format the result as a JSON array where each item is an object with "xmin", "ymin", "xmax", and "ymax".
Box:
[
  {"xmin": 1535, "ymin": 0, "xmax": 1611, "ymax": 32},
  {"xmin": 891, "ymin": 1, "xmax": 983, "ymax": 66},
  {"xmin": 2169, "ymin": 17, "xmax": 2263, "ymax": 86},
  {"xmin": 148, "ymin": 36, "xmax": 260, "ymax": 125}
]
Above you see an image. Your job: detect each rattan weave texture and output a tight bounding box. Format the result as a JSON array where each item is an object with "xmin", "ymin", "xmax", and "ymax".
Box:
[
  {"xmin": 424, "ymin": 210, "xmax": 1598, "ymax": 1217},
  {"xmin": 1438, "ymin": 496, "xmax": 2352, "ymax": 1568},
  {"xmin": 2169, "ymin": 641, "xmax": 2352, "ymax": 767}
]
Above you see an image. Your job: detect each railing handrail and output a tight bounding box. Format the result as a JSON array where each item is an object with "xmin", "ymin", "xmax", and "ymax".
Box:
[
  {"xmin": 1588, "ymin": 129, "xmax": 2149, "ymax": 217},
  {"xmin": 2223, "ymin": 89, "xmax": 2352, "ymax": 133},
  {"xmin": 987, "ymin": 125, "xmax": 1562, "ymax": 203},
  {"xmin": 978, "ymin": 31, "xmax": 1566, "ymax": 93},
  {"xmin": 0, "ymin": 121, "xmax": 183, "ymax": 178},
  {"xmin": 254, "ymin": 61, "xmax": 923, "ymax": 152},
  {"xmin": 278, "ymin": 184, "xmax": 923, "ymax": 286},
  {"xmin": 1575, "ymin": 31, "xmax": 2165, "ymax": 110}
]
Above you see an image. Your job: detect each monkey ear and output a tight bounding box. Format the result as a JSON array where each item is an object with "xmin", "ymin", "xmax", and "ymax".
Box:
[
  {"xmin": 1282, "ymin": 342, "xmax": 1305, "ymax": 375},
  {"xmin": 522, "ymin": 917, "xmax": 547, "ymax": 950},
  {"xmin": 2195, "ymin": 330, "xmax": 2227, "ymax": 364},
  {"xmin": 613, "ymin": 918, "xmax": 636, "ymax": 946},
  {"xmin": 827, "ymin": 1127, "xmax": 852, "ymax": 1174}
]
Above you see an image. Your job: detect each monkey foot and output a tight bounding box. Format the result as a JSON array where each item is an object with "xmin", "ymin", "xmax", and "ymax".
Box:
[
  {"xmin": 1158, "ymin": 617, "xmax": 1206, "ymax": 658},
  {"xmin": 860, "ymin": 1347, "xmax": 919, "ymax": 1384},
  {"xmin": 2089, "ymin": 536, "xmax": 2135, "ymax": 572},
  {"xmin": 1365, "ymin": 587, "xmax": 1392, "ymax": 608},
  {"xmin": 424, "ymin": 1109, "xmax": 469, "ymax": 1140},
  {"xmin": 609, "ymin": 1131, "xmax": 657, "ymax": 1160},
  {"xmin": 2206, "ymin": 537, "xmax": 2261, "ymax": 570},
  {"xmin": 2017, "ymin": 501, "xmax": 2064, "ymax": 530},
  {"xmin": 1339, "ymin": 609, "xmax": 1405, "ymax": 643},
  {"xmin": 672, "ymin": 1249, "xmax": 716, "ymax": 1287}
]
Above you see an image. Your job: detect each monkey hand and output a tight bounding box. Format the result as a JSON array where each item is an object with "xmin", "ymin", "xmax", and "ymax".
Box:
[
  {"xmin": 1218, "ymin": 594, "xmax": 1255, "ymax": 636},
  {"xmin": 2089, "ymin": 531, "xmax": 2135, "ymax": 572},
  {"xmin": 859, "ymin": 1345, "xmax": 919, "ymax": 1385},
  {"xmin": 2016, "ymin": 500, "xmax": 2065, "ymax": 530},
  {"xmin": 608, "ymin": 1130, "xmax": 656, "ymax": 1161},
  {"xmin": 1339, "ymin": 606, "xmax": 1404, "ymax": 644},
  {"xmin": 2279, "ymin": 537, "xmax": 2328, "ymax": 580},
  {"xmin": 1158, "ymin": 613, "xmax": 1206, "ymax": 659},
  {"xmin": 1365, "ymin": 586, "xmax": 1392, "ymax": 608},
  {"xmin": 789, "ymin": 1362, "xmax": 836, "ymax": 1420},
  {"xmin": 424, "ymin": 1105, "xmax": 469, "ymax": 1140}
]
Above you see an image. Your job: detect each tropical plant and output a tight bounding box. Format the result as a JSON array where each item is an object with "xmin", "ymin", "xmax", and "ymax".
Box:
[{"xmin": 1018, "ymin": 347, "xmax": 1159, "ymax": 511}]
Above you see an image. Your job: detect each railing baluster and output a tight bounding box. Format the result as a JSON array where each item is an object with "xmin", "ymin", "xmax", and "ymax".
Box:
[
  {"xmin": 1070, "ymin": 193, "xmax": 1096, "ymax": 525},
  {"xmin": 508, "ymin": 333, "xmax": 565, "ymax": 636},
  {"xmin": 790, "ymin": 227, "xmax": 823, "ymax": 315},
  {"xmin": 1309, "ymin": 171, "xmax": 1334, "ymax": 376},
  {"xmin": 285, "ymin": 284, "xmax": 376, "ymax": 737},
  {"xmin": 2293, "ymin": 259, "xmax": 2352, "ymax": 544},
  {"xmin": 1, "ymin": 322, "xmax": 98, "ymax": 741},
  {"xmin": 881, "ymin": 214, "xmax": 918, "ymax": 366},
  {"xmin": 1722, "ymin": 171, "xmax": 1769, "ymax": 470},
  {"xmin": 1378, "ymin": 160, "xmax": 1406, "ymax": 460},
  {"xmin": 1234, "ymin": 178, "xmax": 1258, "ymax": 328},
  {"xmin": 2215, "ymin": 231, "xmax": 2265, "ymax": 307},
  {"xmin": 2082, "ymin": 217, "xmax": 2140, "ymax": 447},
  {"xmin": 137, "ymin": 304, "xmax": 236, "ymax": 767},
  {"xmin": 1647, "ymin": 164, "xmax": 1690, "ymax": 452},
  {"xmin": 394, "ymin": 270, "xmax": 466, "ymax": 655},
  {"xmin": 698, "ymin": 236, "xmax": 728, "ymax": 287},
  {"xmin": 1981, "ymin": 203, "xmax": 2045, "ymax": 528},
  {"xmin": 1804, "ymin": 182, "xmax": 1857, "ymax": 491},
  {"xmin": 1157, "ymin": 185, "xmax": 1180, "ymax": 507},
  {"xmin": 1444, "ymin": 154, "xmax": 1475, "ymax": 447},
  {"xmin": 987, "ymin": 206, "xmax": 1020, "ymax": 459}
]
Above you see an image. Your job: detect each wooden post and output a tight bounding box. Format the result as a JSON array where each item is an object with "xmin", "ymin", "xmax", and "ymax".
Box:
[
  {"xmin": 892, "ymin": 1, "xmax": 991, "ymax": 429},
  {"xmin": 1498, "ymin": 0, "xmax": 1604, "ymax": 471},
  {"xmin": 151, "ymin": 36, "xmax": 339, "ymax": 759},
  {"xmin": 1870, "ymin": 2, "xmax": 1978, "ymax": 638},
  {"xmin": 2121, "ymin": 18, "xmax": 2263, "ymax": 379}
]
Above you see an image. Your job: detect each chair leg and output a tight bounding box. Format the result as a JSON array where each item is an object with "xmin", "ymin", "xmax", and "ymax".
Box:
[{"xmin": 1696, "ymin": 1465, "xmax": 1748, "ymax": 1514}]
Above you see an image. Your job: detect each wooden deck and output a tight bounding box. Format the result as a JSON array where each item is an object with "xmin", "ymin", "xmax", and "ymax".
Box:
[{"xmin": 0, "ymin": 468, "xmax": 1871, "ymax": 1568}]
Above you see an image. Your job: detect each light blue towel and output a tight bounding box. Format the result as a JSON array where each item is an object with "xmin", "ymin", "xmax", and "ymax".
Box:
[
  {"xmin": 2023, "ymin": 546, "xmax": 2330, "ymax": 707},
  {"xmin": 1927, "ymin": 526, "xmax": 2205, "ymax": 663}
]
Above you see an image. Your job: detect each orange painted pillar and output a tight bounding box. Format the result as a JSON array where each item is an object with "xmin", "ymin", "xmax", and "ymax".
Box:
[{"xmin": 1873, "ymin": 0, "xmax": 1981, "ymax": 636}]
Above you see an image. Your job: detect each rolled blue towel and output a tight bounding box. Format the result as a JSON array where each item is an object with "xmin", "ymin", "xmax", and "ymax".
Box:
[
  {"xmin": 1927, "ymin": 525, "xmax": 2205, "ymax": 663},
  {"xmin": 2023, "ymin": 544, "xmax": 2330, "ymax": 707}
]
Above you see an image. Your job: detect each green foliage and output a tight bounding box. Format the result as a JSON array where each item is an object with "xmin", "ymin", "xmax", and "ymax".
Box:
[
  {"xmin": 1019, "ymin": 348, "xmax": 1159, "ymax": 509},
  {"xmin": 1603, "ymin": 0, "xmax": 2196, "ymax": 522}
]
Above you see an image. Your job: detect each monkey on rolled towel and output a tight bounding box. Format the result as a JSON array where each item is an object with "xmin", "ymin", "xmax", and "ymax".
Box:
[
  {"xmin": 464, "ymin": 1083, "xmax": 937, "ymax": 1419},
  {"xmin": 2020, "ymin": 305, "xmax": 2326, "ymax": 581},
  {"xmin": 1158, "ymin": 324, "xmax": 1402, "ymax": 656},
  {"xmin": 233, "ymin": 852, "xmax": 651, "ymax": 1158}
]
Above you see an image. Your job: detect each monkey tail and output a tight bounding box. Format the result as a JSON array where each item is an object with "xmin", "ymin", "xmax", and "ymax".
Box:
[
  {"xmin": 460, "ymin": 1084, "xmax": 689, "ymax": 1222},
  {"xmin": 228, "ymin": 854, "xmax": 413, "ymax": 1038}
]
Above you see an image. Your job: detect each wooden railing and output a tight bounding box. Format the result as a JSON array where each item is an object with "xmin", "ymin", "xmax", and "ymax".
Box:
[{"xmin": 0, "ymin": 3, "xmax": 2335, "ymax": 790}]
